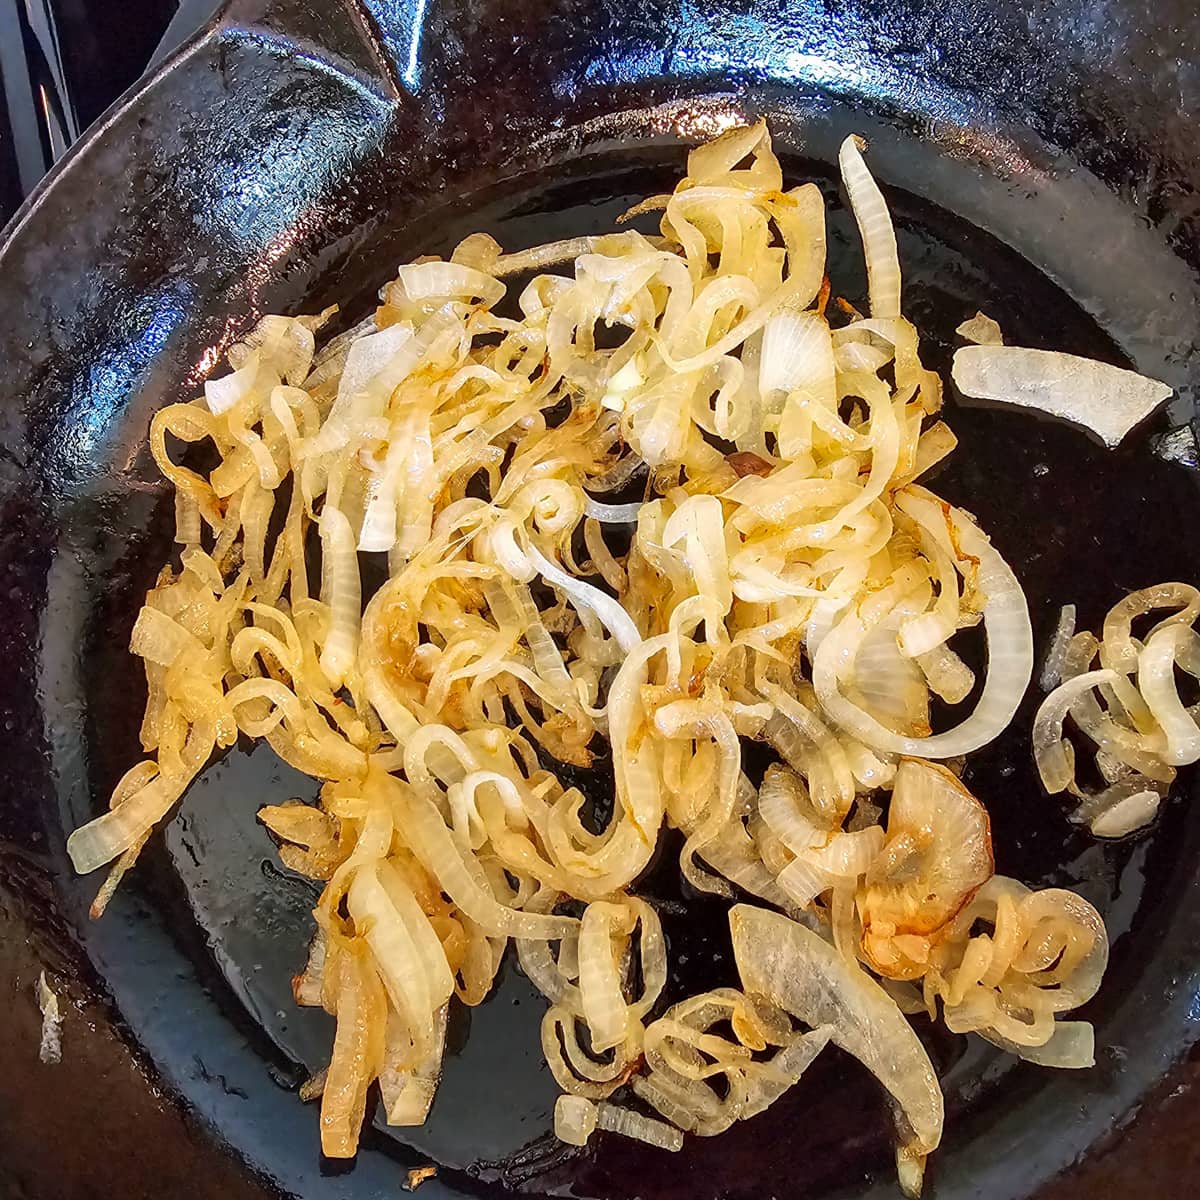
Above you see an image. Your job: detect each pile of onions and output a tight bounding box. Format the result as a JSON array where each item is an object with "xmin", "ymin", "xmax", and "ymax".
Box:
[
  {"xmin": 67, "ymin": 121, "xmax": 1114, "ymax": 1194},
  {"xmin": 1035, "ymin": 584, "xmax": 1198, "ymax": 836}
]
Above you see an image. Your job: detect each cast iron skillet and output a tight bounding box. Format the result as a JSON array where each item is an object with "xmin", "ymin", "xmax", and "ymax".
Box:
[{"xmin": 4, "ymin": 1, "xmax": 1200, "ymax": 1197}]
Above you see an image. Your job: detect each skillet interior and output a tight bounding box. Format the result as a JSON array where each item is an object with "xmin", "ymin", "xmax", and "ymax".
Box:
[{"xmin": 4, "ymin": 2, "xmax": 1200, "ymax": 1198}]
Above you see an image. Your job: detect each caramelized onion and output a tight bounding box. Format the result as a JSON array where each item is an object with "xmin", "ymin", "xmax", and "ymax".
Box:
[{"xmin": 67, "ymin": 120, "xmax": 1118, "ymax": 1189}]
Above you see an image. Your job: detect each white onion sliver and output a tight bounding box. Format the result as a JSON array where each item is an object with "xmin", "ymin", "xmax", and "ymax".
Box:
[
  {"xmin": 838, "ymin": 135, "xmax": 901, "ymax": 320},
  {"xmin": 555, "ymin": 1094, "xmax": 598, "ymax": 1145},
  {"xmin": 525, "ymin": 542, "xmax": 641, "ymax": 653},
  {"xmin": 760, "ymin": 310, "xmax": 835, "ymax": 398},
  {"xmin": 1089, "ymin": 789, "xmax": 1161, "ymax": 838},
  {"xmin": 318, "ymin": 506, "xmax": 361, "ymax": 690},
  {"xmin": 596, "ymin": 1102, "xmax": 685, "ymax": 1151},
  {"xmin": 980, "ymin": 1021, "xmax": 1095, "ymax": 1068},
  {"xmin": 1040, "ymin": 604, "xmax": 1076, "ymax": 692},
  {"xmin": 578, "ymin": 902, "xmax": 631, "ymax": 1053},
  {"xmin": 584, "ymin": 497, "xmax": 643, "ymax": 523},
  {"xmin": 952, "ymin": 346, "xmax": 1172, "ymax": 449}
]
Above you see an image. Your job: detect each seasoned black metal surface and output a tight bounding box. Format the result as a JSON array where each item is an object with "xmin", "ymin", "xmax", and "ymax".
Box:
[{"xmin": 3, "ymin": 2, "xmax": 1200, "ymax": 1199}]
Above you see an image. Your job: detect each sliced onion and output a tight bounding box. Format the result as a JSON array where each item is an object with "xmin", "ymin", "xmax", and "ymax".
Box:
[
  {"xmin": 378, "ymin": 860, "xmax": 455, "ymax": 1006},
  {"xmin": 129, "ymin": 606, "xmax": 204, "ymax": 667},
  {"xmin": 320, "ymin": 942, "xmax": 387, "ymax": 1158},
  {"xmin": 952, "ymin": 346, "xmax": 1172, "ymax": 448},
  {"xmin": 760, "ymin": 309, "xmax": 835, "ymax": 399},
  {"xmin": 853, "ymin": 623, "xmax": 930, "ymax": 736},
  {"xmin": 578, "ymin": 901, "xmax": 633, "ymax": 1052},
  {"xmin": 814, "ymin": 494, "xmax": 1033, "ymax": 758},
  {"xmin": 595, "ymin": 1102, "xmax": 684, "ymax": 1151},
  {"xmin": 1138, "ymin": 625, "xmax": 1200, "ymax": 765},
  {"xmin": 524, "ymin": 542, "xmax": 641, "ymax": 654},
  {"xmin": 67, "ymin": 765, "xmax": 190, "ymax": 874},
  {"xmin": 347, "ymin": 865, "xmax": 435, "ymax": 1054},
  {"xmin": 379, "ymin": 1004, "xmax": 447, "ymax": 1125},
  {"xmin": 554, "ymin": 1094, "xmax": 598, "ymax": 1145},
  {"xmin": 318, "ymin": 506, "xmax": 361, "ymax": 690},
  {"xmin": 1101, "ymin": 582, "xmax": 1200, "ymax": 673},
  {"xmin": 584, "ymin": 497, "xmax": 643, "ymax": 523},
  {"xmin": 1033, "ymin": 670, "xmax": 1118, "ymax": 793},
  {"xmin": 397, "ymin": 784, "xmax": 577, "ymax": 940},
  {"xmin": 1039, "ymin": 604, "xmax": 1076, "ymax": 692},
  {"xmin": 758, "ymin": 764, "xmax": 826, "ymax": 855},
  {"xmin": 312, "ymin": 322, "xmax": 415, "ymax": 454},
  {"xmin": 69, "ymin": 117, "xmax": 1123, "ymax": 1181},
  {"xmin": 916, "ymin": 644, "xmax": 975, "ymax": 705},
  {"xmin": 204, "ymin": 359, "xmax": 259, "ymax": 415},
  {"xmin": 838, "ymin": 136, "xmax": 901, "ymax": 320},
  {"xmin": 860, "ymin": 760, "xmax": 993, "ymax": 979},
  {"xmin": 495, "ymin": 236, "xmax": 599, "ymax": 276},
  {"xmin": 1088, "ymin": 788, "xmax": 1161, "ymax": 838},
  {"xmin": 980, "ymin": 1020, "xmax": 1094, "ymax": 1068},
  {"xmin": 389, "ymin": 261, "xmax": 505, "ymax": 307},
  {"xmin": 730, "ymin": 904, "xmax": 943, "ymax": 1156}
]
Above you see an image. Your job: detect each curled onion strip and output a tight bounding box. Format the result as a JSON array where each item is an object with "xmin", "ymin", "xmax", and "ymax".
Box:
[{"xmin": 814, "ymin": 493, "xmax": 1032, "ymax": 758}]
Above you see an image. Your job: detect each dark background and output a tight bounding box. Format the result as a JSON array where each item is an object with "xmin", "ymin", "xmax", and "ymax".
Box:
[{"xmin": 3, "ymin": 2, "xmax": 1200, "ymax": 1198}]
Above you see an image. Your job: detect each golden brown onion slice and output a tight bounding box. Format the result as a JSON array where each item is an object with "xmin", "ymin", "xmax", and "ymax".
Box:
[{"xmin": 859, "ymin": 758, "xmax": 993, "ymax": 980}]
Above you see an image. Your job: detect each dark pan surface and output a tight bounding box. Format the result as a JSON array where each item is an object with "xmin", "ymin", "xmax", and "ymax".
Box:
[{"xmin": 4, "ymin": 2, "xmax": 1200, "ymax": 1198}]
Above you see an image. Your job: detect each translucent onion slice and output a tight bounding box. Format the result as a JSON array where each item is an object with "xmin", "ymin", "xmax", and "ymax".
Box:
[
  {"xmin": 578, "ymin": 901, "xmax": 634, "ymax": 1052},
  {"xmin": 1039, "ymin": 604, "xmax": 1076, "ymax": 692},
  {"xmin": 860, "ymin": 760, "xmax": 993, "ymax": 980},
  {"xmin": 389, "ymin": 261, "xmax": 505, "ymax": 307},
  {"xmin": 758, "ymin": 764, "xmax": 827, "ymax": 854},
  {"xmin": 584, "ymin": 497, "xmax": 642, "ymax": 523},
  {"xmin": 596, "ymin": 1102, "xmax": 685, "ymax": 1151},
  {"xmin": 318, "ymin": 506, "xmax": 361, "ymax": 690},
  {"xmin": 916, "ymin": 644, "xmax": 975, "ymax": 705},
  {"xmin": 1033, "ymin": 670, "xmax": 1118, "ymax": 793},
  {"xmin": 312, "ymin": 321, "xmax": 415, "ymax": 454},
  {"xmin": 1100, "ymin": 582, "xmax": 1200, "ymax": 673},
  {"xmin": 129, "ymin": 606, "xmax": 205, "ymax": 667},
  {"xmin": 379, "ymin": 1005, "xmax": 448, "ymax": 1125},
  {"xmin": 760, "ymin": 310, "xmax": 835, "ymax": 402},
  {"xmin": 737, "ymin": 1026, "xmax": 833, "ymax": 1119},
  {"xmin": 952, "ymin": 346, "xmax": 1172, "ymax": 449},
  {"xmin": 67, "ymin": 766, "xmax": 190, "ymax": 874},
  {"xmin": 853, "ymin": 623, "xmax": 930, "ymax": 736},
  {"xmin": 396, "ymin": 784, "xmax": 577, "ymax": 940},
  {"xmin": 979, "ymin": 1020, "xmax": 1095, "ymax": 1068},
  {"xmin": 1015, "ymin": 888, "xmax": 1108, "ymax": 1009},
  {"xmin": 525, "ymin": 542, "xmax": 641, "ymax": 654},
  {"xmin": 814, "ymin": 494, "xmax": 1033, "ymax": 758},
  {"xmin": 730, "ymin": 904, "xmax": 943, "ymax": 1158},
  {"xmin": 554, "ymin": 1094, "xmax": 599, "ymax": 1145},
  {"xmin": 1088, "ymin": 788, "xmax": 1161, "ymax": 838},
  {"xmin": 320, "ymin": 941, "xmax": 387, "ymax": 1158},
  {"xmin": 1137, "ymin": 625, "xmax": 1200, "ymax": 765}
]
